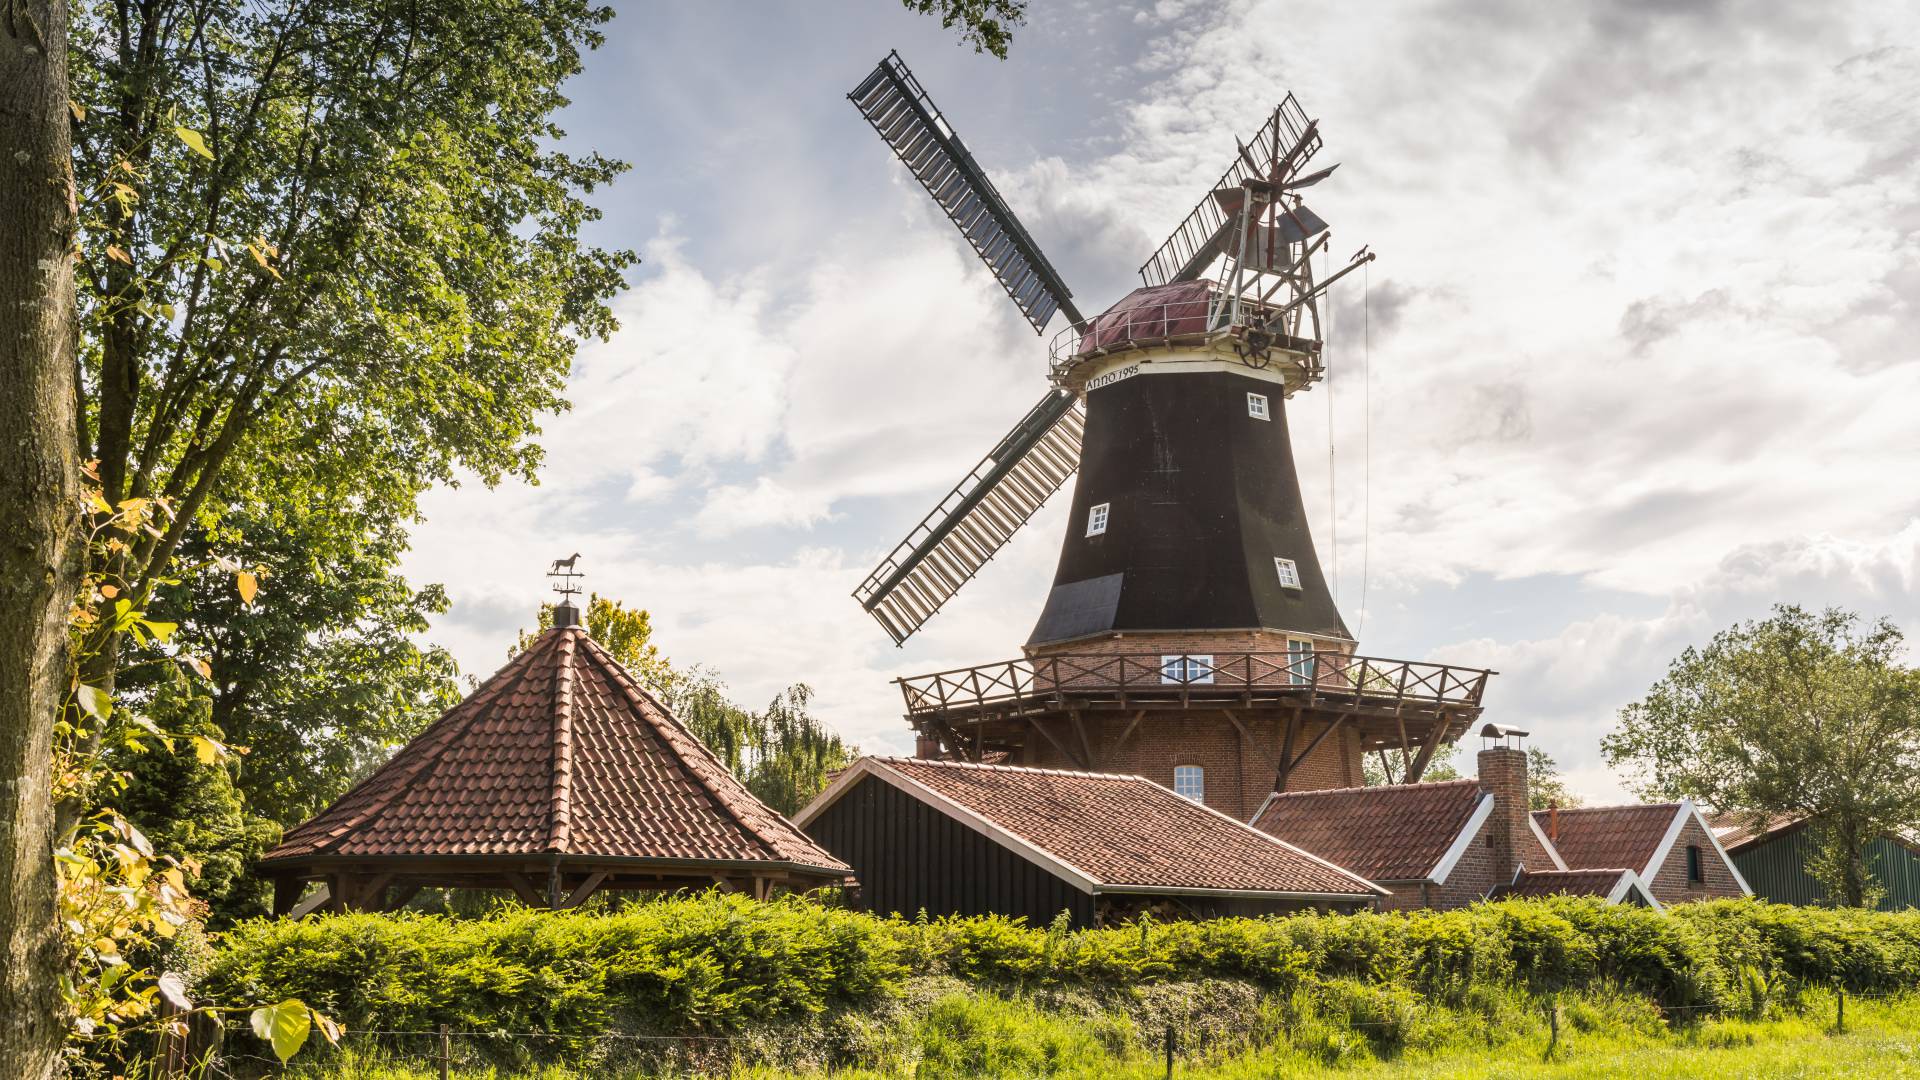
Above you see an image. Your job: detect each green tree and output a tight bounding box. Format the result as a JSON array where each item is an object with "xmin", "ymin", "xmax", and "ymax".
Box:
[
  {"xmin": 902, "ymin": 0, "xmax": 1027, "ymax": 58},
  {"xmin": 1525, "ymin": 746, "xmax": 1582, "ymax": 811},
  {"xmin": 520, "ymin": 593, "xmax": 674, "ymax": 695},
  {"xmin": 516, "ymin": 598, "xmax": 855, "ymax": 817},
  {"xmin": 115, "ymin": 678, "xmax": 280, "ymax": 926},
  {"xmin": 1603, "ymin": 605, "xmax": 1920, "ymax": 908},
  {"xmin": 65, "ymin": 0, "xmax": 631, "ymax": 719},
  {"xmin": 1364, "ymin": 742, "xmax": 1463, "ymax": 786},
  {"xmin": 157, "ymin": 488, "xmax": 462, "ymax": 827}
]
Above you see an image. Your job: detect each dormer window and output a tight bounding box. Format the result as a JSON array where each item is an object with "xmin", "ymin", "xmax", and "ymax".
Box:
[
  {"xmin": 1086, "ymin": 503, "xmax": 1110, "ymax": 537},
  {"xmin": 1247, "ymin": 392, "xmax": 1270, "ymax": 420},
  {"xmin": 1274, "ymin": 557, "xmax": 1301, "ymax": 589}
]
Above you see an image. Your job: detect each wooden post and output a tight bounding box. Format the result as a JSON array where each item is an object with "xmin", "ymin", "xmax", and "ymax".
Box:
[
  {"xmin": 1836, "ymin": 986, "xmax": 1845, "ymax": 1034},
  {"xmin": 1163, "ymin": 1023, "xmax": 1175, "ymax": 1078},
  {"xmin": 1542, "ymin": 995, "xmax": 1559, "ymax": 1061},
  {"xmin": 438, "ymin": 1023, "xmax": 451, "ymax": 1080}
]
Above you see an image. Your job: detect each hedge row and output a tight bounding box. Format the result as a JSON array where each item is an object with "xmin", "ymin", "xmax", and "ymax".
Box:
[{"xmin": 195, "ymin": 894, "xmax": 1920, "ymax": 1038}]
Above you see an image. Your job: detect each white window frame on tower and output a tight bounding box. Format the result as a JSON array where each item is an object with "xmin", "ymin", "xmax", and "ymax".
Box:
[
  {"xmin": 1086, "ymin": 502, "xmax": 1110, "ymax": 537},
  {"xmin": 1173, "ymin": 765, "xmax": 1205, "ymax": 802},
  {"xmin": 1274, "ymin": 557, "xmax": 1302, "ymax": 589},
  {"xmin": 1287, "ymin": 639, "xmax": 1315, "ymax": 686},
  {"xmin": 1247, "ymin": 392, "xmax": 1270, "ymax": 421},
  {"xmin": 1160, "ymin": 654, "xmax": 1215, "ymax": 685}
]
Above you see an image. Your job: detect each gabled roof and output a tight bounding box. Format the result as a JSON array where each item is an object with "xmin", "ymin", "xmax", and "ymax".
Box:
[
  {"xmin": 1706, "ymin": 811, "xmax": 1805, "ymax": 852},
  {"xmin": 1248, "ymin": 780, "xmax": 1491, "ymax": 883},
  {"xmin": 1532, "ymin": 803, "xmax": 1682, "ymax": 876},
  {"xmin": 262, "ymin": 626, "xmax": 848, "ymax": 877},
  {"xmin": 1535, "ymin": 800, "xmax": 1750, "ymax": 894},
  {"xmin": 798, "ymin": 758, "xmax": 1384, "ymax": 899},
  {"xmin": 1487, "ymin": 868, "xmax": 1662, "ymax": 910}
]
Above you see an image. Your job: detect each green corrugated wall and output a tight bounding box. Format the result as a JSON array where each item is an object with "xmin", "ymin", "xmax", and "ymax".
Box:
[{"xmin": 1732, "ymin": 829, "xmax": 1920, "ymax": 910}]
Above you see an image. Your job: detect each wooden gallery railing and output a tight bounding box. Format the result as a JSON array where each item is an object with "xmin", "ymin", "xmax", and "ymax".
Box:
[{"xmin": 896, "ymin": 651, "xmax": 1494, "ymax": 719}]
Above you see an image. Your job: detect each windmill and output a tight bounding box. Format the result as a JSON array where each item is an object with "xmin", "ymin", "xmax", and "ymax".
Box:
[{"xmin": 849, "ymin": 51, "xmax": 1375, "ymax": 646}]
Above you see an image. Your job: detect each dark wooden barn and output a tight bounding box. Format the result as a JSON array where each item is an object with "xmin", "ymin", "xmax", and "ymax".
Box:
[
  {"xmin": 795, "ymin": 757, "xmax": 1383, "ymax": 927},
  {"xmin": 1711, "ymin": 814, "xmax": 1920, "ymax": 910}
]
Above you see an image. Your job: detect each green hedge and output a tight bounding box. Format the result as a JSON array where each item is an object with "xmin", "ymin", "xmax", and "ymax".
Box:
[{"xmin": 196, "ymin": 894, "xmax": 1920, "ymax": 1040}]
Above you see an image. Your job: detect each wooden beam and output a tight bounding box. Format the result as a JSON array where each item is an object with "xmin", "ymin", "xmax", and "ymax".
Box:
[
  {"xmin": 1276, "ymin": 710, "xmax": 1299, "ymax": 793},
  {"xmin": 1405, "ymin": 735, "xmax": 1442, "ymax": 784},
  {"xmin": 1285, "ymin": 712, "xmax": 1351, "ymax": 777},
  {"xmin": 354, "ymin": 873, "xmax": 394, "ymax": 911},
  {"xmin": 1394, "ymin": 713, "xmax": 1413, "ymax": 778},
  {"xmin": 1029, "ymin": 716, "xmax": 1086, "ymax": 769},
  {"xmin": 1221, "ymin": 709, "xmax": 1279, "ymax": 774},
  {"xmin": 1069, "ymin": 710, "xmax": 1095, "ymax": 770},
  {"xmin": 502, "ymin": 872, "xmax": 543, "ymax": 907},
  {"xmin": 382, "ymin": 883, "xmax": 422, "ymax": 912},
  {"xmin": 560, "ymin": 872, "xmax": 608, "ymax": 910},
  {"xmin": 1103, "ymin": 710, "xmax": 1146, "ymax": 768}
]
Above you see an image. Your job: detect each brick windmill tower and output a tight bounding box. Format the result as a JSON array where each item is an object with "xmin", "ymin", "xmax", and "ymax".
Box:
[{"xmin": 847, "ymin": 54, "xmax": 1494, "ymax": 818}]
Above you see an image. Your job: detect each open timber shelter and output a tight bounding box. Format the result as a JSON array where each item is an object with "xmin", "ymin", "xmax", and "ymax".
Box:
[{"xmin": 257, "ymin": 603, "xmax": 850, "ymax": 913}]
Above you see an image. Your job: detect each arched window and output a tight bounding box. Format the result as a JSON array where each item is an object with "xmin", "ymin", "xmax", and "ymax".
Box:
[{"xmin": 1173, "ymin": 765, "xmax": 1205, "ymax": 802}]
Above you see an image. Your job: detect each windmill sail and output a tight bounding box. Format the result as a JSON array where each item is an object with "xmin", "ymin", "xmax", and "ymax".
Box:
[
  {"xmin": 1138, "ymin": 96, "xmax": 1323, "ymax": 288},
  {"xmin": 851, "ymin": 52, "xmax": 1082, "ymax": 334},
  {"xmin": 855, "ymin": 389, "xmax": 1085, "ymax": 644}
]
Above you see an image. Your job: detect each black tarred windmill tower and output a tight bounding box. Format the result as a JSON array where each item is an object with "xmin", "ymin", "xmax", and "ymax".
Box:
[{"xmin": 847, "ymin": 53, "xmax": 1495, "ymax": 818}]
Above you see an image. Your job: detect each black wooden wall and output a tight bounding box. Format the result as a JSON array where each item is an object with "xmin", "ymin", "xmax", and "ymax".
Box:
[{"xmin": 805, "ymin": 775, "xmax": 1095, "ymax": 926}]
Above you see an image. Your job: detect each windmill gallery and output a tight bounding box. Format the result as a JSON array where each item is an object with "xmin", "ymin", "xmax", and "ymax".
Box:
[{"xmin": 269, "ymin": 52, "xmax": 1750, "ymax": 924}]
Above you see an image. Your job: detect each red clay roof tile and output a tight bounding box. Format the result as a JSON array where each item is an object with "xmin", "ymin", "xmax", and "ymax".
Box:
[
  {"xmin": 262, "ymin": 626, "xmax": 848, "ymax": 876},
  {"xmin": 864, "ymin": 758, "xmax": 1382, "ymax": 897},
  {"xmin": 1249, "ymin": 780, "xmax": 1488, "ymax": 882},
  {"xmin": 1531, "ymin": 804, "xmax": 1680, "ymax": 873}
]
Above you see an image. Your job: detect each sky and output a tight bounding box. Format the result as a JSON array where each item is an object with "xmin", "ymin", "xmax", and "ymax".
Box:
[{"xmin": 399, "ymin": 0, "xmax": 1920, "ymax": 803}]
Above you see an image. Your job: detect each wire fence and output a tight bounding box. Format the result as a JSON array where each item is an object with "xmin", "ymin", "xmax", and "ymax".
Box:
[{"xmin": 147, "ymin": 986, "xmax": 1911, "ymax": 1079}]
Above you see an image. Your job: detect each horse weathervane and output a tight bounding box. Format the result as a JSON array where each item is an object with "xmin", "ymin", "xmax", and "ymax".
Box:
[{"xmin": 547, "ymin": 552, "xmax": 584, "ymax": 601}]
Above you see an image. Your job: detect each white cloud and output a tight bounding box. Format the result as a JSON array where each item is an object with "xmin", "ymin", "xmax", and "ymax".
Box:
[{"xmin": 397, "ymin": 1, "xmax": 1920, "ymax": 809}]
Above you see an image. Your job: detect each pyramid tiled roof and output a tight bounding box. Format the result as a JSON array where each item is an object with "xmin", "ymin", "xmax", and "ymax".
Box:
[
  {"xmin": 1249, "ymin": 780, "xmax": 1489, "ymax": 882},
  {"xmin": 824, "ymin": 758, "xmax": 1383, "ymax": 897},
  {"xmin": 261, "ymin": 626, "xmax": 849, "ymax": 877},
  {"xmin": 1530, "ymin": 804, "xmax": 1680, "ymax": 875}
]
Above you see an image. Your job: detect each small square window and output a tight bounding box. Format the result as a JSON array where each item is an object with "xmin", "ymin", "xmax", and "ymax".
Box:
[
  {"xmin": 1274, "ymin": 557, "xmax": 1301, "ymax": 589},
  {"xmin": 1247, "ymin": 392, "xmax": 1270, "ymax": 420},
  {"xmin": 1160, "ymin": 654, "xmax": 1215, "ymax": 685},
  {"xmin": 1173, "ymin": 765, "xmax": 1205, "ymax": 802},
  {"xmin": 1086, "ymin": 502, "xmax": 1110, "ymax": 537}
]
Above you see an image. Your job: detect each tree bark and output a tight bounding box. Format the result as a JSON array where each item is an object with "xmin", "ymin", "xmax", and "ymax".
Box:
[{"xmin": 1, "ymin": 0, "xmax": 82, "ymax": 1075}]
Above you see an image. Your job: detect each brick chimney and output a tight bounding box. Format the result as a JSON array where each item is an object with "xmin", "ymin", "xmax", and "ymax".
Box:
[{"xmin": 1476, "ymin": 724, "xmax": 1531, "ymax": 879}]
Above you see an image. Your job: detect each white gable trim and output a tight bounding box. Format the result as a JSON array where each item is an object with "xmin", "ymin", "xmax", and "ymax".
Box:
[
  {"xmin": 1610, "ymin": 870, "xmax": 1665, "ymax": 911},
  {"xmin": 1529, "ymin": 815, "xmax": 1571, "ymax": 871},
  {"xmin": 1691, "ymin": 802, "xmax": 1753, "ymax": 896},
  {"xmin": 1640, "ymin": 798, "xmax": 1753, "ymax": 896},
  {"xmin": 1429, "ymin": 793, "xmax": 1496, "ymax": 885}
]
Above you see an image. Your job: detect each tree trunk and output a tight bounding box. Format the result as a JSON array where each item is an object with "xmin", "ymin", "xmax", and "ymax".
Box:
[{"xmin": 0, "ymin": 0, "xmax": 82, "ymax": 1075}]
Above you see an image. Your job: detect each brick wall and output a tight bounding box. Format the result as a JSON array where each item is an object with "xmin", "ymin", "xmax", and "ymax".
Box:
[
  {"xmin": 1476, "ymin": 747, "xmax": 1529, "ymax": 884},
  {"xmin": 1645, "ymin": 814, "xmax": 1746, "ymax": 905},
  {"xmin": 1016, "ymin": 708, "xmax": 1362, "ymax": 819}
]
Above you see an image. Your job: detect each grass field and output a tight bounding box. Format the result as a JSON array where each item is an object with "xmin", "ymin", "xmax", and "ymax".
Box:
[{"xmin": 284, "ymin": 991, "xmax": 1920, "ymax": 1079}]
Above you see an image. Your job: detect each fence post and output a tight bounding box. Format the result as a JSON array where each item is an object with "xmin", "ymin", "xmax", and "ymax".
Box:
[
  {"xmin": 1542, "ymin": 995, "xmax": 1560, "ymax": 1062},
  {"xmin": 439, "ymin": 1023, "xmax": 452, "ymax": 1080},
  {"xmin": 1163, "ymin": 1023, "xmax": 1176, "ymax": 1078},
  {"xmin": 1836, "ymin": 987, "xmax": 1845, "ymax": 1034}
]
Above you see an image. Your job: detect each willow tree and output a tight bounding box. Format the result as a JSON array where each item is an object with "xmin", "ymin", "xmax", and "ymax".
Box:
[
  {"xmin": 1604, "ymin": 606, "xmax": 1920, "ymax": 908},
  {"xmin": 65, "ymin": 0, "xmax": 631, "ymax": 715}
]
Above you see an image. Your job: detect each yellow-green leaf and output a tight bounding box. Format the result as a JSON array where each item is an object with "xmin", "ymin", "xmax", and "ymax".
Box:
[
  {"xmin": 174, "ymin": 125, "xmax": 213, "ymax": 160},
  {"xmin": 236, "ymin": 570, "xmax": 258, "ymax": 605},
  {"xmin": 251, "ymin": 1000, "xmax": 311, "ymax": 1063},
  {"xmin": 190, "ymin": 734, "xmax": 227, "ymax": 765},
  {"xmin": 77, "ymin": 684, "xmax": 111, "ymax": 722}
]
